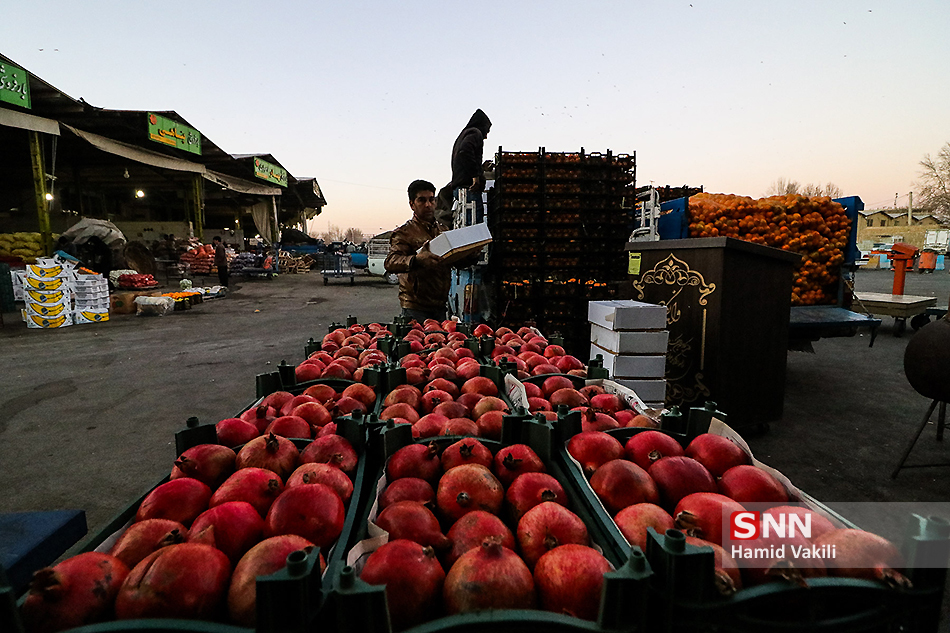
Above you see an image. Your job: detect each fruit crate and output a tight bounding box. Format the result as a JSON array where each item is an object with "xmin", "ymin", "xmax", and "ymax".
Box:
[
  {"xmin": 322, "ymin": 411, "xmax": 653, "ymax": 633},
  {"xmin": 550, "ymin": 410, "xmax": 950, "ymax": 632}
]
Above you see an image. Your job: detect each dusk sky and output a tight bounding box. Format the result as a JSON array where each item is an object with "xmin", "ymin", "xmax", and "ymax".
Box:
[{"xmin": 6, "ymin": 1, "xmax": 949, "ymax": 237}]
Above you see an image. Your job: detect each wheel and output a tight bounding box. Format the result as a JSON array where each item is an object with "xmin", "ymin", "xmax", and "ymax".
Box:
[
  {"xmin": 911, "ymin": 313, "xmax": 931, "ymax": 331},
  {"xmin": 386, "ymin": 273, "xmax": 399, "ymax": 285}
]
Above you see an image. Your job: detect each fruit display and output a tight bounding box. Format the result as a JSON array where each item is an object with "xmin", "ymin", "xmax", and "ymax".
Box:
[
  {"xmin": 686, "ymin": 193, "xmax": 852, "ymax": 306},
  {"xmin": 116, "ymin": 273, "xmax": 158, "ymax": 289}
]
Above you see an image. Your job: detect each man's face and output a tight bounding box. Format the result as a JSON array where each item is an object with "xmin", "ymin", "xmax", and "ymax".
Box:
[{"xmin": 410, "ymin": 190, "xmax": 437, "ymax": 221}]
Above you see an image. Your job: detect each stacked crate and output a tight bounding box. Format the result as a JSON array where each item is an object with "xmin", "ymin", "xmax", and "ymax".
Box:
[
  {"xmin": 22, "ymin": 261, "xmax": 74, "ymax": 329},
  {"xmin": 72, "ymin": 271, "xmax": 110, "ymax": 324},
  {"xmin": 588, "ymin": 299, "xmax": 668, "ymax": 409},
  {"xmin": 487, "ymin": 148, "xmax": 636, "ymax": 356}
]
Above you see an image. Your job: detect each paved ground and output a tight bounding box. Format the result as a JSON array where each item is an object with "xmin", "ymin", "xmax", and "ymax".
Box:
[{"xmin": 2, "ymin": 265, "xmax": 949, "ymax": 617}]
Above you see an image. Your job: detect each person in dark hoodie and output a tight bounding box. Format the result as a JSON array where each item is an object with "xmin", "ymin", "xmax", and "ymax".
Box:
[{"xmin": 436, "ymin": 109, "xmax": 492, "ymax": 223}]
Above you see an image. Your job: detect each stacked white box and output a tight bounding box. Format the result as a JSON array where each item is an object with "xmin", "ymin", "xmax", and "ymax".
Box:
[
  {"xmin": 71, "ymin": 271, "xmax": 110, "ymax": 324},
  {"xmin": 23, "ymin": 262, "xmax": 74, "ymax": 329},
  {"xmin": 588, "ymin": 300, "xmax": 669, "ymax": 408},
  {"xmin": 11, "ymin": 270, "xmax": 25, "ymax": 301}
]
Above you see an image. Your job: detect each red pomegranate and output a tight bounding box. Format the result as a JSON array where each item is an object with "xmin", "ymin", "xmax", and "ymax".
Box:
[
  {"xmin": 614, "ymin": 503, "xmax": 675, "ymax": 551},
  {"xmin": 534, "ymin": 544, "xmax": 611, "ymax": 620},
  {"xmin": 260, "ymin": 390, "xmax": 294, "ymax": 413},
  {"xmin": 211, "ymin": 467, "xmax": 284, "ymax": 518},
  {"xmin": 383, "ymin": 385, "xmax": 423, "ymax": 410},
  {"xmin": 441, "ymin": 438, "xmax": 493, "ymax": 470},
  {"xmin": 550, "ymin": 388, "xmax": 588, "ymax": 409},
  {"xmin": 764, "ymin": 505, "xmax": 838, "ymax": 542},
  {"xmin": 567, "ymin": 431, "xmax": 624, "ymax": 476},
  {"xmin": 240, "ymin": 405, "xmax": 277, "ymax": 434},
  {"xmin": 188, "ymin": 501, "xmax": 264, "ymax": 564},
  {"xmin": 379, "ymin": 477, "xmax": 435, "ymax": 510},
  {"xmin": 216, "ymin": 418, "xmax": 260, "ymax": 448},
  {"xmin": 506, "ymin": 472, "xmax": 568, "ymax": 522},
  {"xmin": 387, "ymin": 443, "xmax": 442, "ymax": 484},
  {"xmin": 227, "ymin": 535, "xmax": 318, "ymax": 626},
  {"xmin": 456, "ymin": 391, "xmax": 484, "ymax": 414},
  {"xmin": 811, "ymin": 528, "xmax": 907, "ymax": 583},
  {"xmin": 589, "ymin": 393, "xmax": 623, "ymax": 413},
  {"xmin": 517, "ymin": 502, "xmax": 590, "ymax": 568},
  {"xmin": 445, "ymin": 510, "xmax": 516, "ymax": 568},
  {"xmin": 135, "ymin": 478, "xmax": 212, "ymax": 526},
  {"xmin": 299, "ymin": 434, "xmax": 358, "ymax": 476},
  {"xmin": 475, "ymin": 410, "xmax": 504, "ymax": 441},
  {"xmin": 342, "ymin": 382, "xmax": 376, "ymax": 407},
  {"xmin": 413, "ymin": 413, "xmax": 448, "ymax": 439},
  {"xmin": 21, "ymin": 552, "xmax": 130, "ymax": 633},
  {"xmin": 381, "ymin": 402, "xmax": 421, "ymax": 424},
  {"xmin": 441, "ymin": 417, "xmax": 480, "ymax": 437},
  {"xmin": 375, "ymin": 500, "xmax": 451, "ymax": 550},
  {"xmin": 624, "ymin": 431, "xmax": 684, "ymax": 470},
  {"xmin": 673, "ymin": 492, "xmax": 746, "ymax": 546},
  {"xmin": 648, "ymin": 456, "xmax": 717, "ymax": 511},
  {"xmin": 286, "ymin": 462, "xmax": 354, "ymax": 504},
  {"xmin": 590, "ymin": 459, "xmax": 659, "ymax": 514},
  {"xmin": 471, "ymin": 396, "xmax": 508, "ymax": 419},
  {"xmin": 684, "ymin": 536, "xmax": 742, "ymax": 595},
  {"xmin": 443, "ymin": 537, "xmax": 536, "ymax": 613},
  {"xmin": 718, "ymin": 465, "xmax": 789, "ymax": 506},
  {"xmin": 426, "ymin": 377, "xmax": 461, "ymax": 398},
  {"xmin": 317, "ymin": 422, "xmax": 338, "ymax": 437},
  {"xmin": 361, "ymin": 539, "xmax": 446, "ymax": 629},
  {"xmin": 110, "ymin": 519, "xmax": 188, "ymax": 569},
  {"xmin": 302, "ymin": 383, "xmax": 336, "ymax": 404},
  {"xmin": 280, "ymin": 394, "xmax": 318, "ymax": 417},
  {"xmin": 579, "ymin": 408, "xmax": 620, "ymax": 432},
  {"xmin": 541, "ymin": 375, "xmax": 573, "ymax": 397},
  {"xmin": 236, "ymin": 433, "xmax": 300, "ymax": 480},
  {"xmin": 264, "ymin": 483, "xmax": 345, "ymax": 549},
  {"xmin": 436, "ymin": 463, "xmax": 504, "ymax": 522},
  {"xmin": 492, "ymin": 444, "xmax": 546, "ymax": 488},
  {"xmin": 115, "ymin": 543, "xmax": 230, "ymax": 620},
  {"xmin": 333, "ymin": 395, "xmax": 366, "ymax": 417},
  {"xmin": 684, "ymin": 433, "xmax": 750, "ymax": 477},
  {"xmin": 737, "ymin": 530, "xmax": 827, "ymax": 587},
  {"xmin": 293, "ymin": 401, "xmax": 334, "ymax": 430},
  {"xmin": 461, "ymin": 376, "xmax": 499, "ymax": 397},
  {"xmin": 266, "ymin": 415, "xmax": 312, "ymax": 440}
]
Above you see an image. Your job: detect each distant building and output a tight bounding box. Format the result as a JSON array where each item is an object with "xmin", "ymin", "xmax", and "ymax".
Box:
[{"xmin": 858, "ymin": 209, "xmax": 941, "ymax": 228}]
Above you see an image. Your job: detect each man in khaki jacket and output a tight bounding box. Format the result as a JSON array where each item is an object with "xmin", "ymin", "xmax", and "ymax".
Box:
[{"xmin": 384, "ymin": 180, "xmax": 452, "ymax": 322}]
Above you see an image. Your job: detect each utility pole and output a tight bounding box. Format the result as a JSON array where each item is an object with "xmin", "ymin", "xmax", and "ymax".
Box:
[{"xmin": 908, "ymin": 192, "xmax": 913, "ymax": 226}]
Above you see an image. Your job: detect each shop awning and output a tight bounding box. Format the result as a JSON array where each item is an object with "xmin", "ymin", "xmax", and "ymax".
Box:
[
  {"xmin": 61, "ymin": 124, "xmax": 205, "ymax": 173},
  {"xmin": 0, "ymin": 108, "xmax": 60, "ymax": 135},
  {"xmin": 203, "ymin": 169, "xmax": 282, "ymax": 196}
]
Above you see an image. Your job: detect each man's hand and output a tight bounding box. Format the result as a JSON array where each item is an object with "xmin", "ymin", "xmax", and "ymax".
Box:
[{"xmin": 415, "ymin": 247, "xmax": 443, "ymax": 268}]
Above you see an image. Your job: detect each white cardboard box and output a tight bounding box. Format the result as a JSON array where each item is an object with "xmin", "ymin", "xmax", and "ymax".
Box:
[
  {"xmin": 25, "ymin": 312, "xmax": 73, "ymax": 329},
  {"xmin": 591, "ymin": 343, "xmax": 667, "ymax": 379},
  {"xmin": 25, "ymin": 299, "xmax": 71, "ymax": 318},
  {"xmin": 24, "ymin": 288, "xmax": 72, "ymax": 305},
  {"xmin": 74, "ymin": 308, "xmax": 110, "ymax": 325},
  {"xmin": 590, "ymin": 323, "xmax": 669, "ymax": 354},
  {"xmin": 610, "ymin": 378, "xmax": 667, "ymax": 403},
  {"xmin": 588, "ymin": 300, "xmax": 667, "ymax": 331},
  {"xmin": 427, "ymin": 223, "xmax": 492, "ymax": 266}
]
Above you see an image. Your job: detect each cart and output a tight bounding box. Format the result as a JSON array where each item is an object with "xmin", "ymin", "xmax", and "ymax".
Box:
[{"xmin": 321, "ymin": 252, "xmax": 355, "ymax": 285}]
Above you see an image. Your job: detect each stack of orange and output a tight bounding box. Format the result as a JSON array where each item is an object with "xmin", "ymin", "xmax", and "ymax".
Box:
[{"xmin": 687, "ymin": 193, "xmax": 851, "ymax": 305}]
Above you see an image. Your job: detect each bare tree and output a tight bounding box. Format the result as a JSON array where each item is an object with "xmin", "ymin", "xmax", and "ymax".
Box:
[
  {"xmin": 343, "ymin": 227, "xmax": 365, "ymax": 244},
  {"xmin": 767, "ymin": 177, "xmax": 800, "ymax": 196},
  {"xmin": 320, "ymin": 224, "xmax": 344, "ymax": 242},
  {"xmin": 767, "ymin": 178, "xmax": 841, "ymax": 198},
  {"xmin": 916, "ymin": 143, "xmax": 950, "ymax": 221},
  {"xmin": 800, "ymin": 182, "xmax": 842, "ymax": 198}
]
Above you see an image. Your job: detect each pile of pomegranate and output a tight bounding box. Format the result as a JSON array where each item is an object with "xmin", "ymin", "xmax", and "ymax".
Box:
[
  {"xmin": 356, "ymin": 438, "xmax": 613, "ymax": 629},
  {"xmin": 20, "ymin": 433, "xmax": 361, "ymax": 631},
  {"xmin": 567, "ymin": 429, "xmax": 908, "ymax": 593},
  {"xmin": 475, "ymin": 323, "xmax": 589, "ymax": 379},
  {"xmin": 523, "ymin": 377, "xmax": 657, "ymax": 430},
  {"xmin": 295, "ymin": 322, "xmax": 393, "ymax": 382}
]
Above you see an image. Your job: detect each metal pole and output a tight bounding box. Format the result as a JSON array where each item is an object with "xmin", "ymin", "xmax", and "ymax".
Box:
[
  {"xmin": 908, "ymin": 192, "xmax": 913, "ymax": 226},
  {"xmin": 192, "ymin": 174, "xmax": 204, "ymax": 241},
  {"xmin": 28, "ymin": 131, "xmax": 53, "ymax": 256}
]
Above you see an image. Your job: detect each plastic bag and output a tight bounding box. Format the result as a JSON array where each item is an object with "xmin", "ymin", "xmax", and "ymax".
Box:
[
  {"xmin": 179, "ymin": 278, "xmax": 194, "ymax": 290},
  {"xmin": 134, "ymin": 295, "xmax": 174, "ymax": 316}
]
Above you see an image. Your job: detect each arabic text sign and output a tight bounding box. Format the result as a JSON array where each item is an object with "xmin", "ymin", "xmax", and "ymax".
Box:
[
  {"xmin": 254, "ymin": 157, "xmax": 288, "ymax": 187},
  {"xmin": 147, "ymin": 112, "xmax": 201, "ymax": 155},
  {"xmin": 0, "ymin": 62, "xmax": 31, "ymax": 109}
]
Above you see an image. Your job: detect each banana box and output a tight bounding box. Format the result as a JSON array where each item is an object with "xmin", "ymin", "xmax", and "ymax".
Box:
[
  {"xmin": 24, "ymin": 274, "xmax": 69, "ymax": 291},
  {"xmin": 26, "ymin": 263, "xmax": 73, "ymax": 279},
  {"xmin": 73, "ymin": 308, "xmax": 110, "ymax": 325},
  {"xmin": 25, "ymin": 298, "xmax": 71, "ymax": 318},
  {"xmin": 24, "ymin": 288, "xmax": 71, "ymax": 305},
  {"xmin": 25, "ymin": 312, "xmax": 73, "ymax": 329}
]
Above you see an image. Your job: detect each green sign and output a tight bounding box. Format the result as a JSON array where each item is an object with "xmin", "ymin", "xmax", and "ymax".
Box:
[
  {"xmin": 254, "ymin": 157, "xmax": 288, "ymax": 187},
  {"xmin": 147, "ymin": 112, "xmax": 201, "ymax": 154},
  {"xmin": 0, "ymin": 62, "xmax": 31, "ymax": 109}
]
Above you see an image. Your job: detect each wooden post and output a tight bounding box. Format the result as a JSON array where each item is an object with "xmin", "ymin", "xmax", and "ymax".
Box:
[{"xmin": 28, "ymin": 131, "xmax": 53, "ymax": 256}]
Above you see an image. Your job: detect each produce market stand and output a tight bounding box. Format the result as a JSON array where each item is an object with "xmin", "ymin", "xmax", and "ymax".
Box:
[{"xmin": 852, "ymin": 292, "xmax": 937, "ymax": 335}]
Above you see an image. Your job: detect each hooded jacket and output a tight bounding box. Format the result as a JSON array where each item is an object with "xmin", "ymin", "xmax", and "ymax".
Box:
[
  {"xmin": 449, "ymin": 109, "xmax": 491, "ymax": 191},
  {"xmin": 384, "ymin": 216, "xmax": 452, "ymax": 312}
]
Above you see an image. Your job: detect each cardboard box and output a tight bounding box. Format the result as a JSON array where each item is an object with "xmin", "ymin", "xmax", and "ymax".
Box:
[
  {"xmin": 25, "ymin": 312, "xmax": 73, "ymax": 329},
  {"xmin": 591, "ymin": 344, "xmax": 667, "ymax": 379},
  {"xmin": 589, "ymin": 323, "xmax": 669, "ymax": 355},
  {"xmin": 26, "ymin": 263, "xmax": 73, "ymax": 279},
  {"xmin": 427, "ymin": 223, "xmax": 492, "ymax": 267},
  {"xmin": 110, "ymin": 292, "xmax": 138, "ymax": 315},
  {"xmin": 609, "ymin": 378, "xmax": 667, "ymax": 403},
  {"xmin": 25, "ymin": 299, "xmax": 71, "ymax": 318},
  {"xmin": 25, "ymin": 288, "xmax": 71, "ymax": 305},
  {"xmin": 588, "ymin": 300, "xmax": 667, "ymax": 331},
  {"xmin": 24, "ymin": 275, "xmax": 68, "ymax": 292},
  {"xmin": 74, "ymin": 308, "xmax": 110, "ymax": 325}
]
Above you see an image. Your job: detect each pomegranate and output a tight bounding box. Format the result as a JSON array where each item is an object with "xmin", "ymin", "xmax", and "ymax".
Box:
[
  {"xmin": 317, "ymin": 422, "xmax": 338, "ymax": 437},
  {"xmin": 360, "ymin": 540, "xmax": 446, "ymax": 630},
  {"xmin": 211, "ymin": 467, "xmax": 284, "ymax": 518},
  {"xmin": 674, "ymin": 492, "xmax": 746, "ymax": 546},
  {"xmin": 471, "ymin": 396, "xmax": 508, "ymax": 419},
  {"xmin": 541, "ymin": 375, "xmax": 573, "ymax": 396},
  {"xmin": 334, "ymin": 395, "xmax": 366, "ymax": 417},
  {"xmin": 441, "ymin": 438, "xmax": 493, "ymax": 470},
  {"xmin": 443, "ymin": 537, "xmax": 536, "ymax": 613},
  {"xmin": 241, "ymin": 405, "xmax": 277, "ymax": 434},
  {"xmin": 299, "ymin": 434, "xmax": 358, "ymax": 476},
  {"xmin": 426, "ymin": 377, "xmax": 460, "ymax": 398},
  {"xmin": 170, "ymin": 443, "xmax": 236, "ymax": 490},
  {"xmin": 279, "ymin": 394, "xmax": 318, "ymax": 417},
  {"xmin": 554, "ymin": 355, "xmax": 585, "ymax": 373},
  {"xmin": 302, "ymin": 383, "xmax": 336, "ymax": 403},
  {"xmin": 436, "ymin": 463, "xmax": 504, "ymax": 522},
  {"xmin": 115, "ymin": 543, "xmax": 231, "ymax": 620},
  {"xmin": 517, "ymin": 502, "xmax": 590, "ymax": 568},
  {"xmin": 460, "ymin": 376, "xmax": 499, "ymax": 397},
  {"xmin": 648, "ymin": 456, "xmax": 717, "ymax": 511},
  {"xmin": 228, "ymin": 535, "xmax": 318, "ymax": 626},
  {"xmin": 476, "ymin": 410, "xmax": 505, "ymax": 440},
  {"xmin": 684, "ymin": 434, "xmax": 751, "ymax": 477},
  {"xmin": 287, "ymin": 462, "xmax": 354, "ymax": 504},
  {"xmin": 577, "ymin": 407, "xmax": 620, "ymax": 432},
  {"xmin": 456, "ymin": 391, "xmax": 484, "ymax": 414},
  {"xmin": 260, "ymin": 390, "xmax": 294, "ymax": 412},
  {"xmin": 589, "ymin": 459, "xmax": 659, "ymax": 514},
  {"xmin": 506, "ymin": 472, "xmax": 568, "ymax": 521},
  {"xmin": 21, "ymin": 552, "xmax": 130, "ymax": 633},
  {"xmin": 624, "ymin": 431, "xmax": 684, "ymax": 470},
  {"xmin": 718, "ymin": 465, "xmax": 789, "ymax": 506},
  {"xmin": 550, "ymin": 388, "xmax": 588, "ymax": 409},
  {"xmin": 429, "ymin": 364, "xmax": 458, "ymax": 382},
  {"xmin": 379, "ymin": 477, "xmax": 435, "ymax": 510},
  {"xmin": 524, "ymin": 382, "xmax": 544, "ymax": 399},
  {"xmin": 264, "ymin": 483, "xmax": 344, "ymax": 549},
  {"xmin": 188, "ymin": 501, "xmax": 264, "ymax": 564},
  {"xmin": 342, "ymin": 382, "xmax": 376, "ymax": 407},
  {"xmin": 684, "ymin": 536, "xmax": 742, "ymax": 595},
  {"xmin": 534, "ymin": 544, "xmax": 611, "ymax": 620},
  {"xmin": 293, "ymin": 402, "xmax": 334, "ymax": 430},
  {"xmin": 626, "ymin": 413, "xmax": 659, "ymax": 429},
  {"xmin": 421, "ymin": 389, "xmax": 453, "ymax": 414},
  {"xmin": 236, "ymin": 433, "xmax": 299, "ymax": 480},
  {"xmin": 110, "ymin": 519, "xmax": 188, "ymax": 569},
  {"xmin": 216, "ymin": 418, "xmax": 260, "ymax": 448},
  {"xmin": 266, "ymin": 415, "xmax": 312, "ymax": 440},
  {"xmin": 135, "ymin": 478, "xmax": 212, "ymax": 526},
  {"xmin": 738, "ymin": 530, "xmax": 827, "ymax": 587},
  {"xmin": 567, "ymin": 431, "xmax": 624, "ymax": 476},
  {"xmin": 441, "ymin": 417, "xmax": 480, "ymax": 437},
  {"xmin": 445, "ymin": 510, "xmax": 516, "ymax": 568},
  {"xmin": 528, "ymin": 397, "xmax": 552, "ymax": 412},
  {"xmin": 492, "ymin": 444, "xmax": 546, "ymax": 488},
  {"xmin": 764, "ymin": 505, "xmax": 838, "ymax": 541},
  {"xmin": 811, "ymin": 528, "xmax": 907, "ymax": 583},
  {"xmin": 589, "ymin": 392, "xmax": 623, "ymax": 413},
  {"xmin": 381, "ymin": 402, "xmax": 421, "ymax": 424},
  {"xmin": 387, "ymin": 443, "xmax": 442, "ymax": 483},
  {"xmin": 375, "ymin": 500, "xmax": 451, "ymax": 550},
  {"xmin": 295, "ymin": 362, "xmax": 323, "ymax": 382},
  {"xmin": 383, "ymin": 385, "xmax": 422, "ymax": 410},
  {"xmin": 413, "ymin": 413, "xmax": 448, "ymax": 439},
  {"xmin": 614, "ymin": 504, "xmax": 675, "ymax": 551},
  {"xmin": 434, "ymin": 401, "xmax": 470, "ymax": 421}
]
